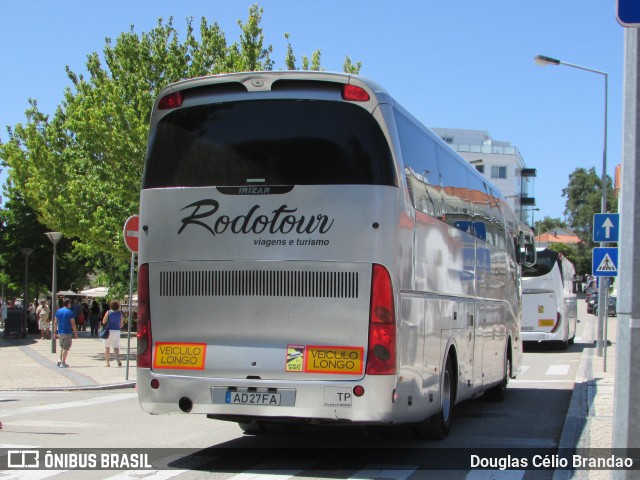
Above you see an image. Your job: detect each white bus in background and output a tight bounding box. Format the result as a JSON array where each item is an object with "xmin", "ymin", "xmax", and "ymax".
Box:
[
  {"xmin": 521, "ymin": 248, "xmax": 577, "ymax": 349},
  {"xmin": 136, "ymin": 71, "xmax": 535, "ymax": 439}
]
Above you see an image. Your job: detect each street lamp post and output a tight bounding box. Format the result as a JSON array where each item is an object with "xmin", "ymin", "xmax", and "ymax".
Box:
[
  {"xmin": 521, "ymin": 207, "xmax": 540, "ymax": 227},
  {"xmin": 534, "ymin": 54, "xmax": 609, "ymax": 357},
  {"xmin": 45, "ymin": 232, "xmax": 63, "ymax": 353},
  {"xmin": 20, "ymin": 248, "xmax": 33, "ymax": 337}
]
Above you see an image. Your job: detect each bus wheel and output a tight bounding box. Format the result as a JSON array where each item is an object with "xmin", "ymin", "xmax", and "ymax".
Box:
[
  {"xmin": 415, "ymin": 356, "xmax": 454, "ymax": 440},
  {"xmin": 485, "ymin": 350, "xmax": 510, "ymax": 402},
  {"xmin": 238, "ymin": 420, "xmax": 269, "ymax": 434}
]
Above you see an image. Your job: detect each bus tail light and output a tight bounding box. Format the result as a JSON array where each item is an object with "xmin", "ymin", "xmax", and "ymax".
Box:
[
  {"xmin": 550, "ymin": 312, "xmax": 562, "ymax": 333},
  {"xmin": 158, "ymin": 91, "xmax": 183, "ymax": 110},
  {"xmin": 137, "ymin": 263, "xmax": 152, "ymax": 368},
  {"xmin": 366, "ymin": 264, "xmax": 397, "ymax": 375},
  {"xmin": 342, "ymin": 84, "xmax": 370, "ymax": 102}
]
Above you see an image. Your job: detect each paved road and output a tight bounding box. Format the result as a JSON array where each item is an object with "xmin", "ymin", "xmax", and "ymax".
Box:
[{"xmin": 0, "ymin": 299, "xmax": 607, "ymax": 479}]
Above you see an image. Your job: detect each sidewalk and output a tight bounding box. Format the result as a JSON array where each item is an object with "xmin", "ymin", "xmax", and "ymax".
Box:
[
  {"xmin": 0, "ymin": 328, "xmax": 136, "ymax": 390},
  {"xmin": 556, "ymin": 310, "xmax": 617, "ymax": 480}
]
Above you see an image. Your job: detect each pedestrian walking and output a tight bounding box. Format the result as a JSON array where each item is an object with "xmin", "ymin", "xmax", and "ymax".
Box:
[
  {"xmin": 71, "ymin": 300, "xmax": 84, "ymax": 331},
  {"xmin": 89, "ymin": 300, "xmax": 101, "ymax": 336},
  {"xmin": 53, "ymin": 298, "xmax": 78, "ymax": 368},
  {"xmin": 102, "ymin": 301, "xmax": 124, "ymax": 367},
  {"xmin": 36, "ymin": 300, "xmax": 51, "ymax": 339}
]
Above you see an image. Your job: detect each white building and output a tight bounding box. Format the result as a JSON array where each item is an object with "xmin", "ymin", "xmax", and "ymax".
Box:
[{"xmin": 432, "ymin": 128, "xmax": 537, "ymax": 225}]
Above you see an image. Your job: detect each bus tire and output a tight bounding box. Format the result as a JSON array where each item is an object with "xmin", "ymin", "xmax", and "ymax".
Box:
[
  {"xmin": 415, "ymin": 356, "xmax": 454, "ymax": 440},
  {"xmin": 485, "ymin": 347, "xmax": 510, "ymax": 402},
  {"xmin": 238, "ymin": 420, "xmax": 269, "ymax": 434}
]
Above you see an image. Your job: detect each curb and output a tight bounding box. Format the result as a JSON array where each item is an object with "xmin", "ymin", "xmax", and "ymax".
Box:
[
  {"xmin": 552, "ymin": 340, "xmax": 594, "ymax": 480},
  {"xmin": 0, "ymin": 382, "xmax": 136, "ymax": 393}
]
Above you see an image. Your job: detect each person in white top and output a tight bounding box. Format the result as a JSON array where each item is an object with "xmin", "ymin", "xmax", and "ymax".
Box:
[{"xmin": 36, "ymin": 300, "xmax": 51, "ymax": 340}]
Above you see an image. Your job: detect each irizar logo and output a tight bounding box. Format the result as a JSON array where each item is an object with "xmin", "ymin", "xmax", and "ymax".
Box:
[{"xmin": 178, "ymin": 199, "xmax": 335, "ymax": 236}]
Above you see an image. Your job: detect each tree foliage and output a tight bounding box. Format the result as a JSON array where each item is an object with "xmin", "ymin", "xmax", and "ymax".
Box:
[
  {"xmin": 532, "ymin": 216, "xmax": 567, "ymax": 237},
  {"xmin": 532, "ymin": 167, "xmax": 617, "ymax": 276},
  {"xmin": 0, "ymin": 181, "xmax": 89, "ymax": 300},
  {"xmin": 0, "ymin": 4, "xmax": 361, "ymax": 292},
  {"xmin": 562, "ymin": 167, "xmax": 617, "ymax": 243}
]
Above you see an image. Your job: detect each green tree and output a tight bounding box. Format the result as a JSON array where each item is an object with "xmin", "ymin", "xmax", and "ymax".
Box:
[
  {"xmin": 0, "ymin": 181, "xmax": 89, "ymax": 299},
  {"xmin": 532, "ymin": 216, "xmax": 567, "ymax": 238},
  {"xmin": 531, "ymin": 216, "xmax": 588, "ymax": 275},
  {"xmin": 0, "ymin": 4, "xmax": 361, "ymax": 291},
  {"xmin": 562, "ymin": 167, "xmax": 617, "ymax": 244}
]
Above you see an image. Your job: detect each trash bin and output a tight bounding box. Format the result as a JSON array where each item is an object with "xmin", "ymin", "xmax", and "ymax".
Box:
[{"xmin": 3, "ymin": 307, "xmax": 25, "ymax": 338}]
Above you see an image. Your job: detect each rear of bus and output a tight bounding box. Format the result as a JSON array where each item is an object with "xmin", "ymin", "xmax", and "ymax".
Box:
[
  {"xmin": 521, "ymin": 249, "xmax": 575, "ymax": 347},
  {"xmin": 136, "ymin": 72, "xmax": 411, "ymax": 426}
]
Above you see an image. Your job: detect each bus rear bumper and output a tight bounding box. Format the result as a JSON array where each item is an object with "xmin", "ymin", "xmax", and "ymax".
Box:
[
  {"xmin": 521, "ymin": 331, "xmax": 563, "ymax": 342},
  {"xmin": 135, "ymin": 368, "xmax": 426, "ymax": 425}
]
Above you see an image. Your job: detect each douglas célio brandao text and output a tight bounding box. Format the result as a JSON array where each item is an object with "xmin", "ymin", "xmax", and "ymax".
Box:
[{"xmin": 470, "ymin": 453, "xmax": 634, "ymax": 470}]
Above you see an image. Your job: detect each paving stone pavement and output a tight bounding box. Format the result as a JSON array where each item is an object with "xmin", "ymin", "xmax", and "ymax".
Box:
[
  {"xmin": 0, "ymin": 327, "xmax": 136, "ymax": 390},
  {"xmin": 555, "ymin": 312, "xmax": 618, "ymax": 480}
]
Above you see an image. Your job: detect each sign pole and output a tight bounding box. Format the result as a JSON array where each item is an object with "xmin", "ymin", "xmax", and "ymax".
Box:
[
  {"xmin": 613, "ymin": 27, "xmax": 640, "ymax": 473},
  {"xmin": 122, "ymin": 215, "xmax": 140, "ymax": 381},
  {"xmin": 125, "ymin": 251, "xmax": 135, "ymax": 381}
]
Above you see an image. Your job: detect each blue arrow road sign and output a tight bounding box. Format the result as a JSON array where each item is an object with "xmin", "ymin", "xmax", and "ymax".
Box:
[
  {"xmin": 593, "ymin": 213, "xmax": 620, "ymax": 243},
  {"xmin": 592, "ymin": 247, "xmax": 619, "ymax": 277},
  {"xmin": 618, "ymin": 0, "xmax": 640, "ymax": 27}
]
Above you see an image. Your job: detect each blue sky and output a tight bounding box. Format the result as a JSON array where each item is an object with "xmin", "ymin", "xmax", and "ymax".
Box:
[{"xmin": 0, "ymin": 0, "xmax": 626, "ymax": 221}]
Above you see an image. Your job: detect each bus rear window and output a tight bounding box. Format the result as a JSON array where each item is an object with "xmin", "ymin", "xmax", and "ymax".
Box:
[
  {"xmin": 522, "ymin": 251, "xmax": 558, "ymax": 278},
  {"xmin": 142, "ymin": 99, "xmax": 395, "ymax": 188}
]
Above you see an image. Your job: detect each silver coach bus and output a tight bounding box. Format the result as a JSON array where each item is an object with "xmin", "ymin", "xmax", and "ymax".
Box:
[
  {"xmin": 136, "ymin": 71, "xmax": 533, "ymax": 439},
  {"xmin": 521, "ymin": 248, "xmax": 577, "ymax": 349}
]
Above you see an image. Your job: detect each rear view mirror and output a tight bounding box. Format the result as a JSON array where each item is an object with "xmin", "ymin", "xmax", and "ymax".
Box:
[{"xmin": 516, "ymin": 231, "xmax": 536, "ymax": 267}]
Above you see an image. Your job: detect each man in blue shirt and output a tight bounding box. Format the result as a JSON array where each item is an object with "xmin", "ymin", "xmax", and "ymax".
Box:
[{"xmin": 54, "ymin": 298, "xmax": 78, "ymax": 368}]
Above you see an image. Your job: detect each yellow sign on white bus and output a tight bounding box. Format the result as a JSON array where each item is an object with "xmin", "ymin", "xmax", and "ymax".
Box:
[
  {"xmin": 154, "ymin": 342, "xmax": 206, "ymax": 370},
  {"xmin": 304, "ymin": 346, "xmax": 363, "ymax": 374}
]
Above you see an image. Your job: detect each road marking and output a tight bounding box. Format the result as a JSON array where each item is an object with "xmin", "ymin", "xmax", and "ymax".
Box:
[
  {"xmin": 0, "ymin": 447, "xmax": 67, "ymax": 480},
  {"xmin": 104, "ymin": 453, "xmax": 213, "ymax": 480},
  {"xmin": 0, "ymin": 392, "xmax": 136, "ymax": 418},
  {"xmin": 226, "ymin": 460, "xmax": 315, "ymax": 480},
  {"xmin": 352, "ymin": 465, "xmax": 418, "ymax": 479},
  {"xmin": 106, "ymin": 470, "xmax": 188, "ymax": 480},
  {"xmin": 4, "ymin": 420, "xmax": 93, "ymax": 428},
  {"xmin": 545, "ymin": 364, "xmax": 570, "ymax": 376},
  {"xmin": 452, "ymin": 436, "xmax": 557, "ymax": 448},
  {"xmin": 511, "ymin": 379, "xmax": 573, "ymax": 384},
  {"xmin": 0, "ymin": 471, "xmax": 67, "ymax": 480},
  {"xmin": 518, "ymin": 365, "xmax": 530, "ymax": 375},
  {"xmin": 0, "ymin": 443, "xmax": 39, "ymax": 448}
]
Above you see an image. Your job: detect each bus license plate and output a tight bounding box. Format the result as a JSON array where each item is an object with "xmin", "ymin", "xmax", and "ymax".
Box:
[{"xmin": 225, "ymin": 391, "xmax": 281, "ymax": 406}]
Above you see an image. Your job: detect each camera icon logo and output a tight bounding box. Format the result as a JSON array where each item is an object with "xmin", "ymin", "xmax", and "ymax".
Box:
[{"xmin": 8, "ymin": 450, "xmax": 40, "ymax": 468}]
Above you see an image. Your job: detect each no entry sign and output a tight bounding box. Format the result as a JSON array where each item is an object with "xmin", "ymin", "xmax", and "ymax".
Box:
[{"xmin": 123, "ymin": 215, "xmax": 140, "ymax": 253}]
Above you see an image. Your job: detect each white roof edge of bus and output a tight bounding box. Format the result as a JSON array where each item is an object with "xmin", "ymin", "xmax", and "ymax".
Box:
[{"xmin": 156, "ymin": 71, "xmax": 393, "ymax": 106}]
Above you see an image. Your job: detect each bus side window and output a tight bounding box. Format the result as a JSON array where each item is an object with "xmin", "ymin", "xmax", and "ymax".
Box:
[
  {"xmin": 395, "ymin": 111, "xmax": 442, "ymax": 217},
  {"xmin": 436, "ymin": 145, "xmax": 473, "ymax": 231}
]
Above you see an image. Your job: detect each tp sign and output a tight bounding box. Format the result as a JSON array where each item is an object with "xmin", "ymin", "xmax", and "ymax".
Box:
[{"xmin": 123, "ymin": 215, "xmax": 140, "ymax": 253}]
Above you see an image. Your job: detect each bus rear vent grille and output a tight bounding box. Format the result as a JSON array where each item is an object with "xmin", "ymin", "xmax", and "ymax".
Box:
[{"xmin": 159, "ymin": 270, "xmax": 359, "ymax": 298}]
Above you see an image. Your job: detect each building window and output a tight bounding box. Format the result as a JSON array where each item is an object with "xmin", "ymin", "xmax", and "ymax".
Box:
[
  {"xmin": 491, "ymin": 166, "xmax": 507, "ymax": 179},
  {"xmin": 475, "ymin": 165, "xmax": 485, "ymax": 174},
  {"xmin": 442, "ymin": 136, "xmax": 454, "ymax": 144}
]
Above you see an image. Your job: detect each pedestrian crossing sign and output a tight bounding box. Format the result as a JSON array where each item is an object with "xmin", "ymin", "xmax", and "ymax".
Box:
[{"xmin": 592, "ymin": 247, "xmax": 619, "ymax": 277}]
